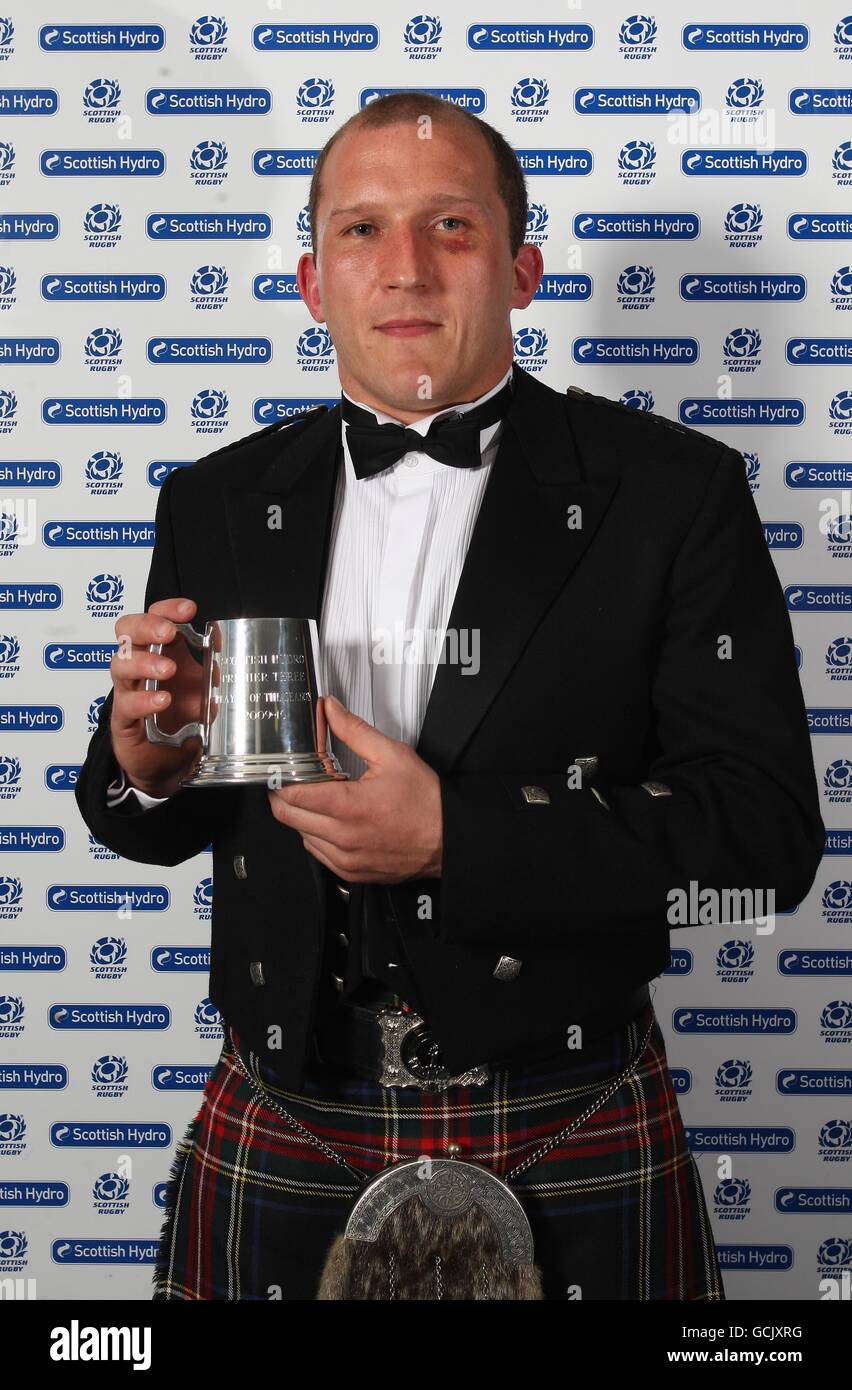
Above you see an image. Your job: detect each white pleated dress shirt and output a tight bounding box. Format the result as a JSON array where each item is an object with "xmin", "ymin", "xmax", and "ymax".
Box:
[{"xmin": 107, "ymin": 364, "xmax": 513, "ymax": 806}]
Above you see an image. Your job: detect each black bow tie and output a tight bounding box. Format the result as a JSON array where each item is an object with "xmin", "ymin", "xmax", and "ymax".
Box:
[{"xmin": 339, "ymin": 377, "xmax": 514, "ymax": 480}]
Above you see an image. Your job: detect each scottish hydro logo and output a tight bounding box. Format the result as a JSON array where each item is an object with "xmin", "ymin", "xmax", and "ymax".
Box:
[
  {"xmin": 190, "ymin": 140, "xmax": 228, "ymax": 187},
  {"xmin": 835, "ymin": 15, "xmax": 852, "ymax": 59},
  {"xmin": 90, "ymin": 936, "xmax": 127, "ymax": 982},
  {"xmin": 93, "ymin": 1170, "xmax": 130, "ymax": 1215},
  {"xmin": 716, "ymin": 939, "xmax": 756, "ymax": 982},
  {"xmin": 404, "ymin": 14, "xmax": 442, "ymax": 59},
  {"xmin": 296, "ymin": 326, "xmax": 334, "ymax": 372},
  {"xmin": 85, "ymin": 327, "xmax": 122, "ymax": 373},
  {"xmin": 86, "ymin": 573, "xmax": 124, "ymax": 620},
  {"xmin": 191, "ymin": 387, "xmax": 228, "ymax": 435},
  {"xmin": 725, "ymin": 76, "xmax": 764, "ymax": 123},
  {"xmin": 830, "ymin": 389, "xmax": 852, "ymax": 436},
  {"xmin": 525, "ymin": 202, "xmax": 549, "ymax": 246},
  {"xmin": 823, "ymin": 880, "xmax": 852, "ymax": 925},
  {"xmin": 83, "ymin": 77, "xmax": 120, "ymax": 124},
  {"xmin": 0, "ymin": 756, "xmax": 21, "ymax": 801},
  {"xmin": 194, "ymin": 997, "xmax": 223, "ymax": 1041},
  {"xmin": 723, "ymin": 327, "xmax": 762, "ymax": 373},
  {"xmin": 296, "ymin": 77, "xmax": 335, "ymax": 124},
  {"xmin": 513, "ymin": 327, "xmax": 548, "ymax": 373},
  {"xmin": 820, "ymin": 999, "xmax": 852, "ymax": 1044},
  {"xmin": 191, "ymin": 264, "xmax": 228, "ymax": 309},
  {"xmin": 715, "ymin": 1059, "xmax": 753, "ymax": 1103},
  {"xmin": 619, "ymin": 14, "xmax": 656, "ymax": 59},
  {"xmin": 0, "ymin": 140, "xmax": 14, "ymax": 186},
  {"xmin": 617, "ymin": 264, "xmax": 654, "ymax": 309},
  {"xmin": 724, "ymin": 202, "xmax": 763, "ymax": 249},
  {"xmin": 84, "ymin": 202, "xmax": 121, "ymax": 249},
  {"xmin": 39, "ymin": 24, "xmax": 164, "ymax": 51},
  {"xmin": 85, "ymin": 450, "xmax": 123, "ymax": 497},
  {"xmin": 618, "ymin": 140, "xmax": 655, "ymax": 185},
  {"xmin": 0, "ymin": 15, "xmax": 13, "ymax": 62},
  {"xmin": 0, "ymin": 876, "xmax": 22, "ymax": 920},
  {"xmin": 0, "ymin": 264, "xmax": 15, "ymax": 309},
  {"xmin": 193, "ymin": 878, "xmax": 213, "ymax": 923},
  {"xmin": 190, "ymin": 14, "xmax": 227, "ymax": 60},
  {"xmin": 511, "ymin": 77, "xmax": 549, "ymax": 123},
  {"xmin": 92, "ymin": 1055, "xmax": 128, "ymax": 1100},
  {"xmin": 819, "ymin": 1119, "xmax": 852, "ymax": 1163},
  {"xmin": 713, "ymin": 1177, "xmax": 751, "ymax": 1221}
]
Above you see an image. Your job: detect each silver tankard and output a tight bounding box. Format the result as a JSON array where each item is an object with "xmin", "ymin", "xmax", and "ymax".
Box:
[{"xmin": 144, "ymin": 616, "xmax": 348, "ymax": 786}]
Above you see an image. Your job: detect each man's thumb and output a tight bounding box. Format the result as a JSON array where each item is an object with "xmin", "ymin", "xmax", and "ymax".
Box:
[{"xmin": 323, "ymin": 694, "xmax": 389, "ymax": 762}]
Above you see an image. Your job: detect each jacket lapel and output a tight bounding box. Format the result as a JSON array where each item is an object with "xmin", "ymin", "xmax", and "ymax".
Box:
[{"xmin": 222, "ymin": 365, "xmax": 620, "ymax": 774}]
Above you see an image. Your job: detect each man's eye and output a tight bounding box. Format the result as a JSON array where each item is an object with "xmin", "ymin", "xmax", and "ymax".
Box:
[
  {"xmin": 438, "ymin": 217, "xmax": 465, "ymax": 231},
  {"xmin": 346, "ymin": 223, "xmax": 373, "ymax": 236}
]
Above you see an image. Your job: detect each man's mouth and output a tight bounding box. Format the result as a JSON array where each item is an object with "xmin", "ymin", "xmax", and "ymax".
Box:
[{"xmin": 375, "ymin": 319, "xmax": 441, "ymax": 338}]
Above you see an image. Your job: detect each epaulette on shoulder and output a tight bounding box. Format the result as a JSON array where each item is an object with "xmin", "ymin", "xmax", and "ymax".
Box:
[
  {"xmin": 565, "ymin": 385, "xmax": 715, "ymax": 445},
  {"xmin": 200, "ymin": 404, "xmax": 329, "ymax": 462}
]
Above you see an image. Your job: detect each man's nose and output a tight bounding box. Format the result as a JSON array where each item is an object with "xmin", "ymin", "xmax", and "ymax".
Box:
[{"xmin": 380, "ymin": 225, "xmax": 432, "ymax": 289}]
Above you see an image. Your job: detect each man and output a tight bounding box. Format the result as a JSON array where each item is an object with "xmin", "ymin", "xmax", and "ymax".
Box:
[{"xmin": 74, "ymin": 93, "xmax": 825, "ymax": 1301}]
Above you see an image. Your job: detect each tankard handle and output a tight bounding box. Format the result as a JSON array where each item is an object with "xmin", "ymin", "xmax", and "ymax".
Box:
[{"xmin": 144, "ymin": 620, "xmax": 209, "ymax": 747}]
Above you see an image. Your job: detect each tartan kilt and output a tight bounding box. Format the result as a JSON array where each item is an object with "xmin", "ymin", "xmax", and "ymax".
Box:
[{"xmin": 152, "ymin": 998, "xmax": 725, "ymax": 1301}]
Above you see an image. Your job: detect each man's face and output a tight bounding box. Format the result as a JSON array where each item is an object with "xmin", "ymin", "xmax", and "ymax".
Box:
[{"xmin": 297, "ymin": 118, "xmax": 542, "ymax": 420}]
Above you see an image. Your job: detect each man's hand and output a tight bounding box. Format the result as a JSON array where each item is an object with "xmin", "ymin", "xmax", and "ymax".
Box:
[{"xmin": 267, "ymin": 695, "xmax": 443, "ymax": 883}]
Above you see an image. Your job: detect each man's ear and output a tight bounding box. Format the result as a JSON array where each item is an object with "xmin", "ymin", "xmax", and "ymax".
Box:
[
  {"xmin": 510, "ymin": 244, "xmax": 544, "ymax": 311},
  {"xmin": 297, "ymin": 250, "xmax": 325, "ymax": 322}
]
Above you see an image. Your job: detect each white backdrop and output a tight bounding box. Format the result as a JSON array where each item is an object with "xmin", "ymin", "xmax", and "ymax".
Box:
[{"xmin": 0, "ymin": 0, "xmax": 850, "ymax": 1301}]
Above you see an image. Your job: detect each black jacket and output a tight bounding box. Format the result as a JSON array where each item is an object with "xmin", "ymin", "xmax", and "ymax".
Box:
[{"xmin": 74, "ymin": 364, "xmax": 825, "ymax": 1089}]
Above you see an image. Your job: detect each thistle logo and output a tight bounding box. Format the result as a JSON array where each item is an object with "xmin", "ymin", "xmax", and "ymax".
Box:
[
  {"xmin": 191, "ymin": 387, "xmax": 228, "ymax": 435},
  {"xmin": 0, "ymin": 389, "xmax": 17, "ymax": 433},
  {"xmin": 93, "ymin": 1171, "xmax": 130, "ymax": 1214},
  {"xmin": 820, "ymin": 999, "xmax": 852, "ymax": 1044},
  {"xmin": 91, "ymin": 1054, "xmax": 128, "ymax": 1098},
  {"xmin": 617, "ymin": 264, "xmax": 655, "ymax": 309},
  {"xmin": 190, "ymin": 14, "xmax": 227, "ymax": 60},
  {"xmin": 824, "ymin": 757, "xmax": 852, "ymax": 802},
  {"xmin": 525, "ymin": 201, "xmax": 549, "ymax": 245},
  {"xmin": 725, "ymin": 76, "xmax": 764, "ymax": 122},
  {"xmin": 0, "ymin": 1230, "xmax": 27, "ymax": 1272},
  {"xmin": 830, "ymin": 389, "xmax": 852, "ymax": 435},
  {"xmin": 85, "ymin": 449, "xmax": 123, "ymax": 497},
  {"xmin": 194, "ymin": 997, "xmax": 224, "ymax": 1040},
  {"xmin": 0, "ymin": 15, "xmax": 13, "ymax": 61},
  {"xmin": 511, "ymin": 77, "xmax": 549, "ymax": 123},
  {"xmin": 191, "ymin": 264, "xmax": 228, "ymax": 309},
  {"xmin": 833, "ymin": 140, "xmax": 852, "ymax": 187},
  {"xmin": 89, "ymin": 936, "xmax": 127, "ymax": 982},
  {"xmin": 826, "ymin": 642, "xmax": 852, "ymax": 684},
  {"xmin": 297, "ymin": 77, "xmax": 335, "ymax": 124},
  {"xmin": 86, "ymin": 573, "xmax": 124, "ymax": 619},
  {"xmin": 835, "ymin": 15, "xmax": 852, "ymax": 58},
  {"xmin": 0, "ymin": 634, "xmax": 20, "ymax": 679},
  {"xmin": 404, "ymin": 14, "xmax": 442, "ymax": 59},
  {"xmin": 296, "ymin": 204, "xmax": 313, "ymax": 249},
  {"xmin": 84, "ymin": 201, "xmax": 121, "ymax": 249},
  {"xmin": 87, "ymin": 695, "xmax": 108, "ymax": 736},
  {"xmin": 742, "ymin": 450, "xmax": 760, "ymax": 491},
  {"xmin": 716, "ymin": 938, "xmax": 755, "ymax": 982},
  {"xmin": 296, "ymin": 326, "xmax": 334, "ymax": 372},
  {"xmin": 715, "ymin": 1058, "xmax": 753, "ymax": 1102},
  {"xmin": 193, "ymin": 877, "xmax": 213, "ymax": 922},
  {"xmin": 83, "ymin": 77, "xmax": 120, "ymax": 124},
  {"xmin": 724, "ymin": 326, "xmax": 762, "ymax": 373},
  {"xmin": 0, "ymin": 755, "xmax": 21, "ymax": 801},
  {"xmin": 713, "ymin": 1177, "xmax": 751, "ymax": 1220},
  {"xmin": 819, "ymin": 1118, "xmax": 852, "ymax": 1162},
  {"xmin": 619, "ymin": 387, "xmax": 654, "ymax": 411},
  {"xmin": 190, "ymin": 139, "xmax": 228, "ymax": 187},
  {"xmin": 0, "ymin": 1114, "xmax": 25, "ymax": 1157},
  {"xmin": 817, "ymin": 1236, "xmax": 852, "ymax": 1279},
  {"xmin": 0, "ymin": 995, "xmax": 24, "ymax": 1039},
  {"xmin": 831, "ymin": 265, "xmax": 852, "ymax": 310},
  {"xmin": 618, "ymin": 139, "xmax": 655, "ymax": 185},
  {"xmin": 85, "ymin": 326, "xmax": 122, "ymax": 373},
  {"xmin": 87, "ymin": 829, "xmax": 119, "ymax": 862},
  {"xmin": 0, "ymin": 140, "xmax": 14, "ymax": 186},
  {"xmin": 618, "ymin": 13, "xmax": 656, "ymax": 60},
  {"xmin": 0, "ymin": 264, "xmax": 16, "ymax": 309},
  {"xmin": 513, "ymin": 326, "xmax": 548, "ymax": 373},
  {"xmin": 824, "ymin": 511, "xmax": 852, "ymax": 560},
  {"xmin": 0, "ymin": 876, "xmax": 22, "ymax": 920},
  {"xmin": 0, "ymin": 507, "xmax": 20, "ymax": 556},
  {"xmin": 724, "ymin": 201, "xmax": 763, "ymax": 249}
]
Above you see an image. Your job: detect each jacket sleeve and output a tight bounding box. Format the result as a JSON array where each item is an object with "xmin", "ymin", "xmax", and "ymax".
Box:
[
  {"xmin": 435, "ymin": 444, "xmax": 826, "ymax": 946},
  {"xmin": 74, "ymin": 467, "xmax": 226, "ymax": 865}
]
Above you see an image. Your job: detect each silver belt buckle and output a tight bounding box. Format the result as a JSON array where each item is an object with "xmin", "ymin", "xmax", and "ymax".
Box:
[{"xmin": 377, "ymin": 1008, "xmax": 490, "ymax": 1092}]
